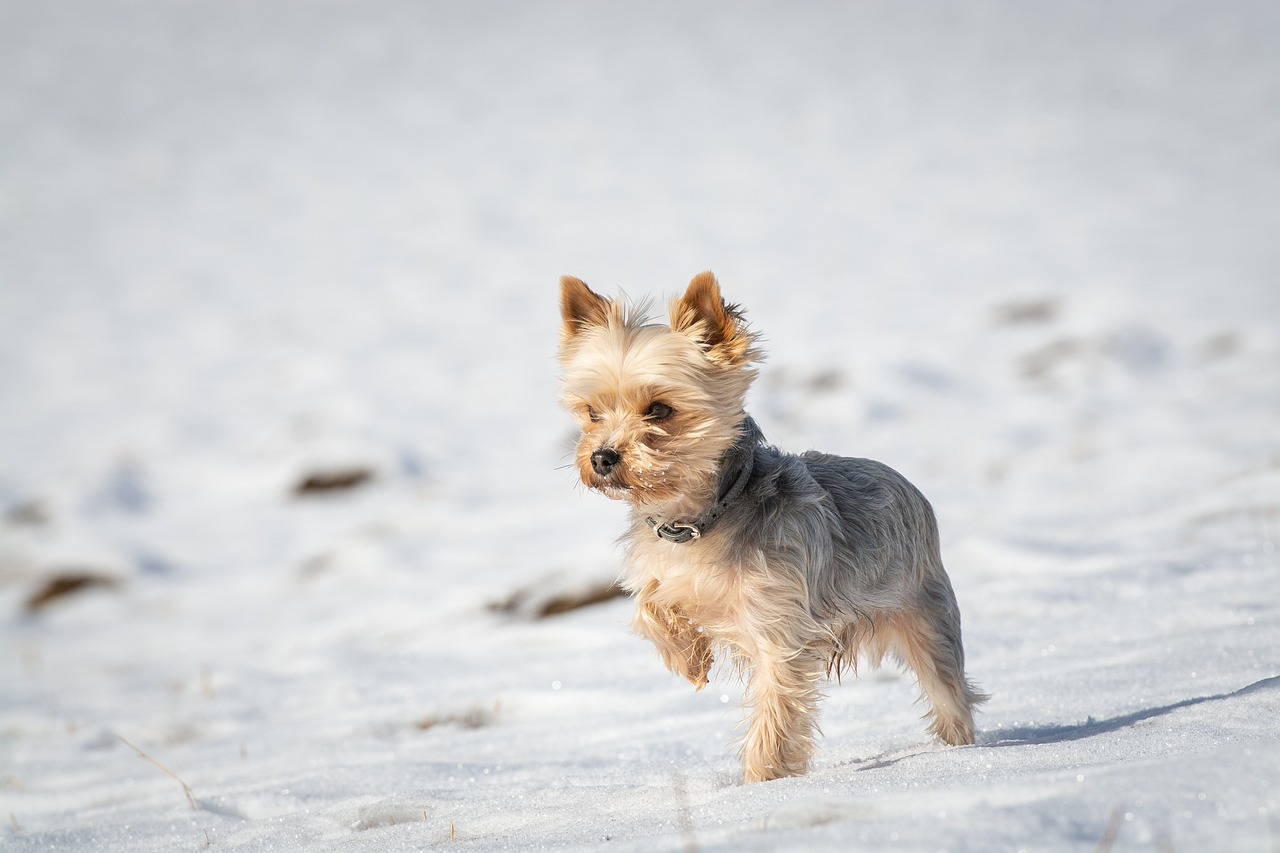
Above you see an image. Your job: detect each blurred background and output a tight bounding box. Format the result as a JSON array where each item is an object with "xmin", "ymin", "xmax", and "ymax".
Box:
[
  {"xmin": 1, "ymin": 1, "xmax": 1278, "ymax": 847},
  {"xmin": 3, "ymin": 0, "xmax": 1276, "ymax": 569}
]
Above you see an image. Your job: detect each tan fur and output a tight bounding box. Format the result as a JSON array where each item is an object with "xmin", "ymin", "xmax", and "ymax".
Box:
[
  {"xmin": 669, "ymin": 272, "xmax": 759, "ymax": 368},
  {"xmin": 558, "ymin": 273, "xmax": 986, "ymax": 784},
  {"xmin": 558, "ymin": 273, "xmax": 757, "ymax": 508},
  {"xmin": 626, "ymin": 535, "xmax": 827, "ymax": 782},
  {"xmin": 559, "ymin": 276, "xmax": 619, "ymax": 357}
]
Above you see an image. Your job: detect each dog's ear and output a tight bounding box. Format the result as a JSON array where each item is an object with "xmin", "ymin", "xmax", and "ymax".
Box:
[
  {"xmin": 560, "ymin": 276, "xmax": 615, "ymax": 351},
  {"xmin": 671, "ymin": 272, "xmax": 758, "ymax": 367}
]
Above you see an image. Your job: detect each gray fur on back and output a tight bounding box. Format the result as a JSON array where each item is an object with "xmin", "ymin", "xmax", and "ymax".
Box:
[{"xmin": 708, "ymin": 417, "xmax": 950, "ymax": 625}]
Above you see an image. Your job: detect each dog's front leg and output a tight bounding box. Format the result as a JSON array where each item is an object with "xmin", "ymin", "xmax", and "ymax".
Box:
[
  {"xmin": 736, "ymin": 578, "xmax": 824, "ymax": 783},
  {"xmin": 740, "ymin": 646, "xmax": 824, "ymax": 783},
  {"xmin": 631, "ymin": 581, "xmax": 714, "ymax": 689}
]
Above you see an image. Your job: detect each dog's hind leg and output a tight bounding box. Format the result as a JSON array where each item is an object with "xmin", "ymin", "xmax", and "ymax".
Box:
[{"xmin": 887, "ymin": 572, "xmax": 986, "ymax": 746}]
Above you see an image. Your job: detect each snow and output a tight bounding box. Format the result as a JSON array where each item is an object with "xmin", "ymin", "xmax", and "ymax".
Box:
[{"xmin": 2, "ymin": 1, "xmax": 1278, "ymax": 850}]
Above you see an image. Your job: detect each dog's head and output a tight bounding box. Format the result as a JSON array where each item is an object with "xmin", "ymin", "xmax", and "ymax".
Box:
[{"xmin": 558, "ymin": 272, "xmax": 762, "ymax": 506}]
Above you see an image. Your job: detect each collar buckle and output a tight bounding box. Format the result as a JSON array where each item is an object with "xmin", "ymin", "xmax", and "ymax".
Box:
[{"xmin": 647, "ymin": 518, "xmax": 702, "ymax": 543}]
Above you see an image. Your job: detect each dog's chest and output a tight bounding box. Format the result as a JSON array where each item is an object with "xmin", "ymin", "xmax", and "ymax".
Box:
[{"xmin": 625, "ymin": 534, "xmax": 746, "ymax": 627}]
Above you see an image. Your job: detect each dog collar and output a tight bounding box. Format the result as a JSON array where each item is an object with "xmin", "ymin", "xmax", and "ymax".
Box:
[{"xmin": 646, "ymin": 421, "xmax": 759, "ymax": 544}]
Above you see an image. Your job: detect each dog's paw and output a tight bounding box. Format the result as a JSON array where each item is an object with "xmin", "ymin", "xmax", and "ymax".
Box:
[
  {"xmin": 686, "ymin": 634, "xmax": 714, "ymax": 690},
  {"xmin": 658, "ymin": 633, "xmax": 714, "ymax": 689}
]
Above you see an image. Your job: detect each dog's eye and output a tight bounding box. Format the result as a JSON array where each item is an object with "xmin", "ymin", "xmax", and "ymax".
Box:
[
  {"xmin": 586, "ymin": 405, "xmax": 602, "ymax": 423},
  {"xmin": 645, "ymin": 402, "xmax": 674, "ymax": 422}
]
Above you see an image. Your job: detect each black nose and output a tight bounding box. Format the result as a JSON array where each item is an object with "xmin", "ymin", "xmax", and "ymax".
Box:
[{"xmin": 591, "ymin": 448, "xmax": 621, "ymax": 477}]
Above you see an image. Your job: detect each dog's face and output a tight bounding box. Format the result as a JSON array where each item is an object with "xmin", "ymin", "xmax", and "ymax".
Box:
[{"xmin": 558, "ymin": 273, "xmax": 761, "ymax": 507}]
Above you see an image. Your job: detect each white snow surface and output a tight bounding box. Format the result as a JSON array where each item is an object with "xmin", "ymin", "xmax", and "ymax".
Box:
[{"xmin": 2, "ymin": 2, "xmax": 1279, "ymax": 851}]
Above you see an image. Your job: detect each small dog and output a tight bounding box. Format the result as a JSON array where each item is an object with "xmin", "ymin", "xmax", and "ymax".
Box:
[{"xmin": 558, "ymin": 272, "xmax": 986, "ymax": 783}]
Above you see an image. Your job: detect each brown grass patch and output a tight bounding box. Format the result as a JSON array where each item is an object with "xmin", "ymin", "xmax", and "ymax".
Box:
[
  {"xmin": 25, "ymin": 571, "xmax": 122, "ymax": 613},
  {"xmin": 994, "ymin": 298, "xmax": 1059, "ymax": 325},
  {"xmin": 292, "ymin": 467, "xmax": 375, "ymax": 496},
  {"xmin": 489, "ymin": 578, "xmax": 627, "ymax": 620},
  {"xmin": 415, "ymin": 701, "xmax": 501, "ymax": 732}
]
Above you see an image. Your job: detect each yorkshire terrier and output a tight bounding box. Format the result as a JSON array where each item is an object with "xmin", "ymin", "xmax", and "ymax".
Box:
[{"xmin": 558, "ymin": 272, "xmax": 986, "ymax": 783}]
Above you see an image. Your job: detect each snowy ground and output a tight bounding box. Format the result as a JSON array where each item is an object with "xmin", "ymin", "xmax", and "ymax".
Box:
[{"xmin": 2, "ymin": 2, "xmax": 1279, "ymax": 851}]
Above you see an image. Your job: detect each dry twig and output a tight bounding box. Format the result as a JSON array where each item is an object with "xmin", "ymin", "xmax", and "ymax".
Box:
[{"xmin": 117, "ymin": 735, "xmax": 197, "ymax": 810}]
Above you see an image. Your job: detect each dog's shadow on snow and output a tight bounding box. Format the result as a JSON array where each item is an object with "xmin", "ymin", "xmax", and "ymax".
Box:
[
  {"xmin": 979, "ymin": 674, "xmax": 1280, "ymax": 749},
  {"xmin": 839, "ymin": 675, "xmax": 1278, "ymax": 773}
]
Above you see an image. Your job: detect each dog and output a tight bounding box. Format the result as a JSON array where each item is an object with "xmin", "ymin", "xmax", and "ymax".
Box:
[{"xmin": 558, "ymin": 272, "xmax": 986, "ymax": 783}]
